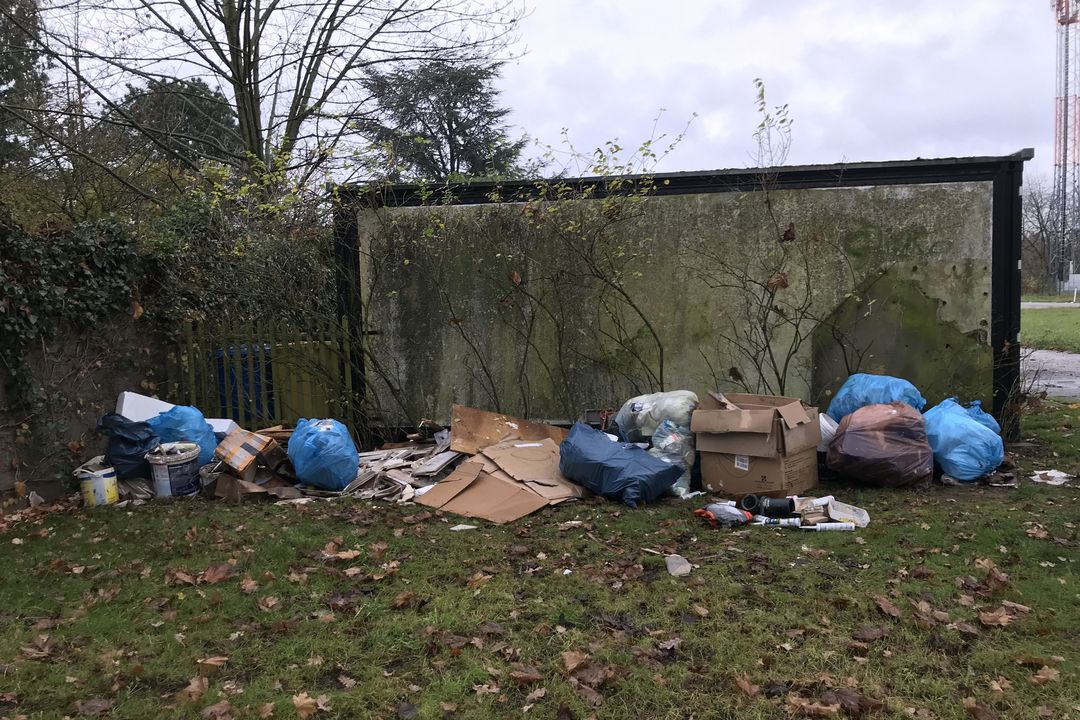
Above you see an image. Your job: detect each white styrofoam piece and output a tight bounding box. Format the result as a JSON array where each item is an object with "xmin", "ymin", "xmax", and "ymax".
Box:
[
  {"xmin": 115, "ymin": 391, "xmax": 174, "ymax": 422},
  {"xmin": 115, "ymin": 391, "xmax": 239, "ymax": 435}
]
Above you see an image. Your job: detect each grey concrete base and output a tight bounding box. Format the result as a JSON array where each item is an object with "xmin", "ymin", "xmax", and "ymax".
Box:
[{"xmin": 1023, "ymin": 348, "xmax": 1080, "ymax": 398}]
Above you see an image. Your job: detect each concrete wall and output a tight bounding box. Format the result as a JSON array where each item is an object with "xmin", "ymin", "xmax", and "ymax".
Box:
[{"xmin": 356, "ymin": 180, "xmax": 994, "ymax": 424}]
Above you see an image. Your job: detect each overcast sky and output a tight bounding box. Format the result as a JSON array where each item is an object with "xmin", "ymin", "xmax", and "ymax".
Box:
[{"xmin": 499, "ymin": 0, "xmax": 1056, "ymax": 183}]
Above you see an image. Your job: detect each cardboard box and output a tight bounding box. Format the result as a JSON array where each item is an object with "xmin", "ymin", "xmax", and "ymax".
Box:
[
  {"xmin": 449, "ymin": 404, "xmax": 568, "ymax": 455},
  {"xmin": 214, "ymin": 429, "xmax": 287, "ymax": 483},
  {"xmin": 691, "ymin": 392, "xmax": 820, "ymax": 458},
  {"xmin": 699, "ymin": 446, "xmax": 818, "ymax": 498}
]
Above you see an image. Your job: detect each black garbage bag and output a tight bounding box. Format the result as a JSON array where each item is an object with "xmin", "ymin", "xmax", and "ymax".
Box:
[
  {"xmin": 559, "ymin": 422, "xmax": 682, "ymax": 508},
  {"xmin": 97, "ymin": 413, "xmax": 160, "ymax": 479}
]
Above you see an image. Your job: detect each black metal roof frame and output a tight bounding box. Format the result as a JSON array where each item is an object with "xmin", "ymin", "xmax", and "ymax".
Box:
[
  {"xmin": 337, "ymin": 149, "xmax": 1034, "ymax": 207},
  {"xmin": 333, "ymin": 149, "xmax": 1034, "ymax": 432}
]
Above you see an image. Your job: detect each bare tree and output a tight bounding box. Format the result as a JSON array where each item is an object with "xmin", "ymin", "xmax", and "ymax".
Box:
[
  {"xmin": 1022, "ymin": 175, "xmax": 1061, "ymax": 294},
  {"xmin": 3, "ymin": 0, "xmax": 522, "ymax": 187}
]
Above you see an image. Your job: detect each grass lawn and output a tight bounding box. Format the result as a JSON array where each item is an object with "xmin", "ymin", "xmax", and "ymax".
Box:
[
  {"xmin": 1021, "ymin": 308, "xmax": 1080, "ymax": 354},
  {"xmin": 2, "ymin": 402, "xmax": 1080, "ymax": 720},
  {"xmin": 1021, "ymin": 294, "xmax": 1076, "ymax": 304}
]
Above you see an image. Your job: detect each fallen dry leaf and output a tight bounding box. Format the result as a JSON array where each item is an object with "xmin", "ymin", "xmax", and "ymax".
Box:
[
  {"xmin": 199, "ymin": 563, "xmax": 237, "ymax": 585},
  {"xmin": 466, "ymin": 571, "xmax": 493, "ymax": 588},
  {"xmin": 239, "ymin": 575, "xmax": 259, "ymax": 593},
  {"xmin": 73, "ymin": 698, "xmax": 114, "ymax": 716},
  {"xmin": 572, "ymin": 679, "xmax": 604, "ymax": 707},
  {"xmin": 525, "ymin": 687, "xmax": 547, "ymax": 703},
  {"xmin": 1001, "ymin": 600, "xmax": 1031, "ymax": 614},
  {"xmin": 963, "ymin": 696, "xmax": 998, "ymax": 720},
  {"xmin": 473, "ymin": 682, "xmax": 500, "ymax": 696},
  {"xmin": 786, "ymin": 693, "xmax": 841, "ymax": 717},
  {"xmin": 392, "ymin": 591, "xmax": 419, "ymax": 609},
  {"xmin": 872, "ymin": 594, "xmax": 901, "ymax": 619},
  {"xmin": 200, "ymin": 699, "xmax": 233, "ymax": 719},
  {"xmin": 954, "ymin": 622, "xmax": 980, "ymax": 636},
  {"xmin": 293, "ymin": 692, "xmax": 317, "ymax": 719},
  {"xmin": 561, "ymin": 650, "xmax": 589, "ymax": 673},
  {"xmin": 734, "ymin": 673, "xmax": 761, "ymax": 697},
  {"xmin": 1031, "ymin": 666, "xmax": 1060, "ymax": 685},
  {"xmin": 692, "ymin": 604, "xmax": 709, "ymax": 618},
  {"xmin": 979, "ymin": 607, "xmax": 1013, "ymax": 627},
  {"xmin": 509, "ymin": 663, "xmax": 543, "ymax": 684},
  {"xmin": 852, "ymin": 625, "xmax": 888, "ymax": 642},
  {"xmin": 989, "ymin": 676, "xmax": 1011, "ymax": 699},
  {"xmin": 571, "ymin": 663, "xmax": 613, "ymax": 688},
  {"xmin": 176, "ymin": 675, "xmax": 210, "ymax": 702},
  {"xmin": 20, "ymin": 634, "xmax": 54, "ymax": 659},
  {"xmin": 258, "ymin": 596, "xmax": 279, "ymax": 612},
  {"xmin": 197, "ymin": 656, "xmax": 228, "ymax": 675},
  {"xmin": 258, "ymin": 703, "xmax": 275, "ymax": 718}
]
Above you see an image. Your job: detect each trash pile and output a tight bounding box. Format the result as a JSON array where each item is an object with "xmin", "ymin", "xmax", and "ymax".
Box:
[
  {"xmin": 695, "ymin": 494, "xmax": 870, "ymax": 531},
  {"xmin": 73, "ymin": 370, "xmax": 1019, "ymax": 527}
]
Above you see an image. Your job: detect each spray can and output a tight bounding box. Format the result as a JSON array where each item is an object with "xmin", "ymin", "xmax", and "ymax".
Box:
[
  {"xmin": 799, "ymin": 522, "xmax": 856, "ymax": 532},
  {"xmin": 739, "ymin": 494, "xmax": 796, "ymax": 517}
]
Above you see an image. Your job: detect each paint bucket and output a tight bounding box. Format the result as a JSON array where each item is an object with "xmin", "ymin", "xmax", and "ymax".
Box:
[
  {"xmin": 145, "ymin": 442, "xmax": 202, "ymax": 498},
  {"xmin": 74, "ymin": 456, "xmax": 119, "ymax": 507}
]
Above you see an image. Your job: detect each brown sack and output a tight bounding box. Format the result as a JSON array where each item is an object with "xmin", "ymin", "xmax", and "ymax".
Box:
[{"xmin": 826, "ymin": 402, "xmax": 933, "ymax": 488}]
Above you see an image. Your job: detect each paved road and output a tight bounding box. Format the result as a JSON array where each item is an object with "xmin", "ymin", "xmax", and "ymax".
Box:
[
  {"xmin": 1021, "ymin": 302, "xmax": 1079, "ymax": 309},
  {"xmin": 1023, "ymin": 348, "xmax": 1080, "ymax": 398}
]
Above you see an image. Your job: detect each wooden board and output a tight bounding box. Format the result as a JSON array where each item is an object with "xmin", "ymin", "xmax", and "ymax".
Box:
[{"xmin": 449, "ymin": 405, "xmax": 569, "ymax": 455}]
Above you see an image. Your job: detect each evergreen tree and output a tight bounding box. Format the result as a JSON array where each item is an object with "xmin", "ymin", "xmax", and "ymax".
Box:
[{"xmin": 360, "ymin": 61, "xmax": 529, "ymax": 182}]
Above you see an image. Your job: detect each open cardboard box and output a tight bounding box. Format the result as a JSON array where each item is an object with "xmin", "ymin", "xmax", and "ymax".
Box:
[
  {"xmin": 692, "ymin": 392, "xmax": 821, "ymax": 498},
  {"xmin": 691, "ymin": 392, "xmax": 820, "ymax": 457}
]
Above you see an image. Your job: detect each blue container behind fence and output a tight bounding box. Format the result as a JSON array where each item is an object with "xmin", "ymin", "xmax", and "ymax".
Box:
[{"xmin": 214, "ymin": 344, "xmax": 275, "ymax": 422}]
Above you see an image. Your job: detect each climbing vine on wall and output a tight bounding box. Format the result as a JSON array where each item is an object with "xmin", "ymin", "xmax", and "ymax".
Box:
[{"xmin": 1, "ymin": 212, "xmax": 136, "ymax": 374}]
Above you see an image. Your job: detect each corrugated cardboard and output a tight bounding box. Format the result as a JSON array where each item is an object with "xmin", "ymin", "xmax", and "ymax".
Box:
[
  {"xmin": 480, "ymin": 438, "xmax": 588, "ymax": 502},
  {"xmin": 691, "ymin": 392, "xmax": 820, "ymax": 458},
  {"xmin": 699, "ymin": 446, "xmax": 818, "ymax": 498},
  {"xmin": 449, "ymin": 405, "xmax": 568, "ymax": 454},
  {"xmin": 415, "ymin": 461, "xmax": 549, "ymax": 524},
  {"xmin": 214, "ymin": 429, "xmax": 286, "ymax": 483}
]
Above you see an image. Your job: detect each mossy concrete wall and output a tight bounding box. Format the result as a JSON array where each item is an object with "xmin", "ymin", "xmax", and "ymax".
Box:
[{"xmin": 356, "ymin": 181, "xmax": 993, "ymax": 424}]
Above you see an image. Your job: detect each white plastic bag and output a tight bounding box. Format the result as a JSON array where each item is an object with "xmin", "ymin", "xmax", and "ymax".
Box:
[{"xmin": 613, "ymin": 390, "xmax": 698, "ymax": 442}]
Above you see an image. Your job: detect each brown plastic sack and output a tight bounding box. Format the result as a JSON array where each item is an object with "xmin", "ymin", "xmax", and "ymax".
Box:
[{"xmin": 826, "ymin": 402, "xmax": 933, "ymax": 488}]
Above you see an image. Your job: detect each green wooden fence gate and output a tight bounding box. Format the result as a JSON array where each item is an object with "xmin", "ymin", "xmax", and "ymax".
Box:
[{"xmin": 166, "ymin": 317, "xmax": 357, "ymax": 430}]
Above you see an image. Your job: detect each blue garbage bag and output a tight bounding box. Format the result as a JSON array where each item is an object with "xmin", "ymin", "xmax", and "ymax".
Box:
[
  {"xmin": 97, "ymin": 413, "xmax": 160, "ymax": 479},
  {"xmin": 147, "ymin": 406, "xmax": 217, "ymax": 466},
  {"xmin": 287, "ymin": 418, "xmax": 359, "ymax": 491},
  {"xmin": 559, "ymin": 422, "xmax": 682, "ymax": 508},
  {"xmin": 827, "ymin": 373, "xmax": 927, "ymax": 421},
  {"xmin": 963, "ymin": 400, "xmax": 1001, "ymax": 435},
  {"xmin": 923, "ymin": 398, "xmax": 1004, "ymax": 481}
]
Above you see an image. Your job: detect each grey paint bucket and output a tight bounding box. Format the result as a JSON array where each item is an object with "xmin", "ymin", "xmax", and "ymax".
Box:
[{"xmin": 146, "ymin": 442, "xmax": 201, "ymax": 498}]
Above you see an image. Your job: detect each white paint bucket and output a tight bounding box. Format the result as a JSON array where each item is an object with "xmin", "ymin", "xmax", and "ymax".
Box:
[
  {"xmin": 145, "ymin": 442, "xmax": 201, "ymax": 498},
  {"xmin": 74, "ymin": 456, "xmax": 119, "ymax": 507}
]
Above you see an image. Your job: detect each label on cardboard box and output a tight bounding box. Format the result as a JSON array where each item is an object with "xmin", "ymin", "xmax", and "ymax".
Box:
[
  {"xmin": 734, "ymin": 454, "xmax": 750, "ymax": 471},
  {"xmin": 700, "ymin": 447, "xmax": 818, "ymax": 498}
]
